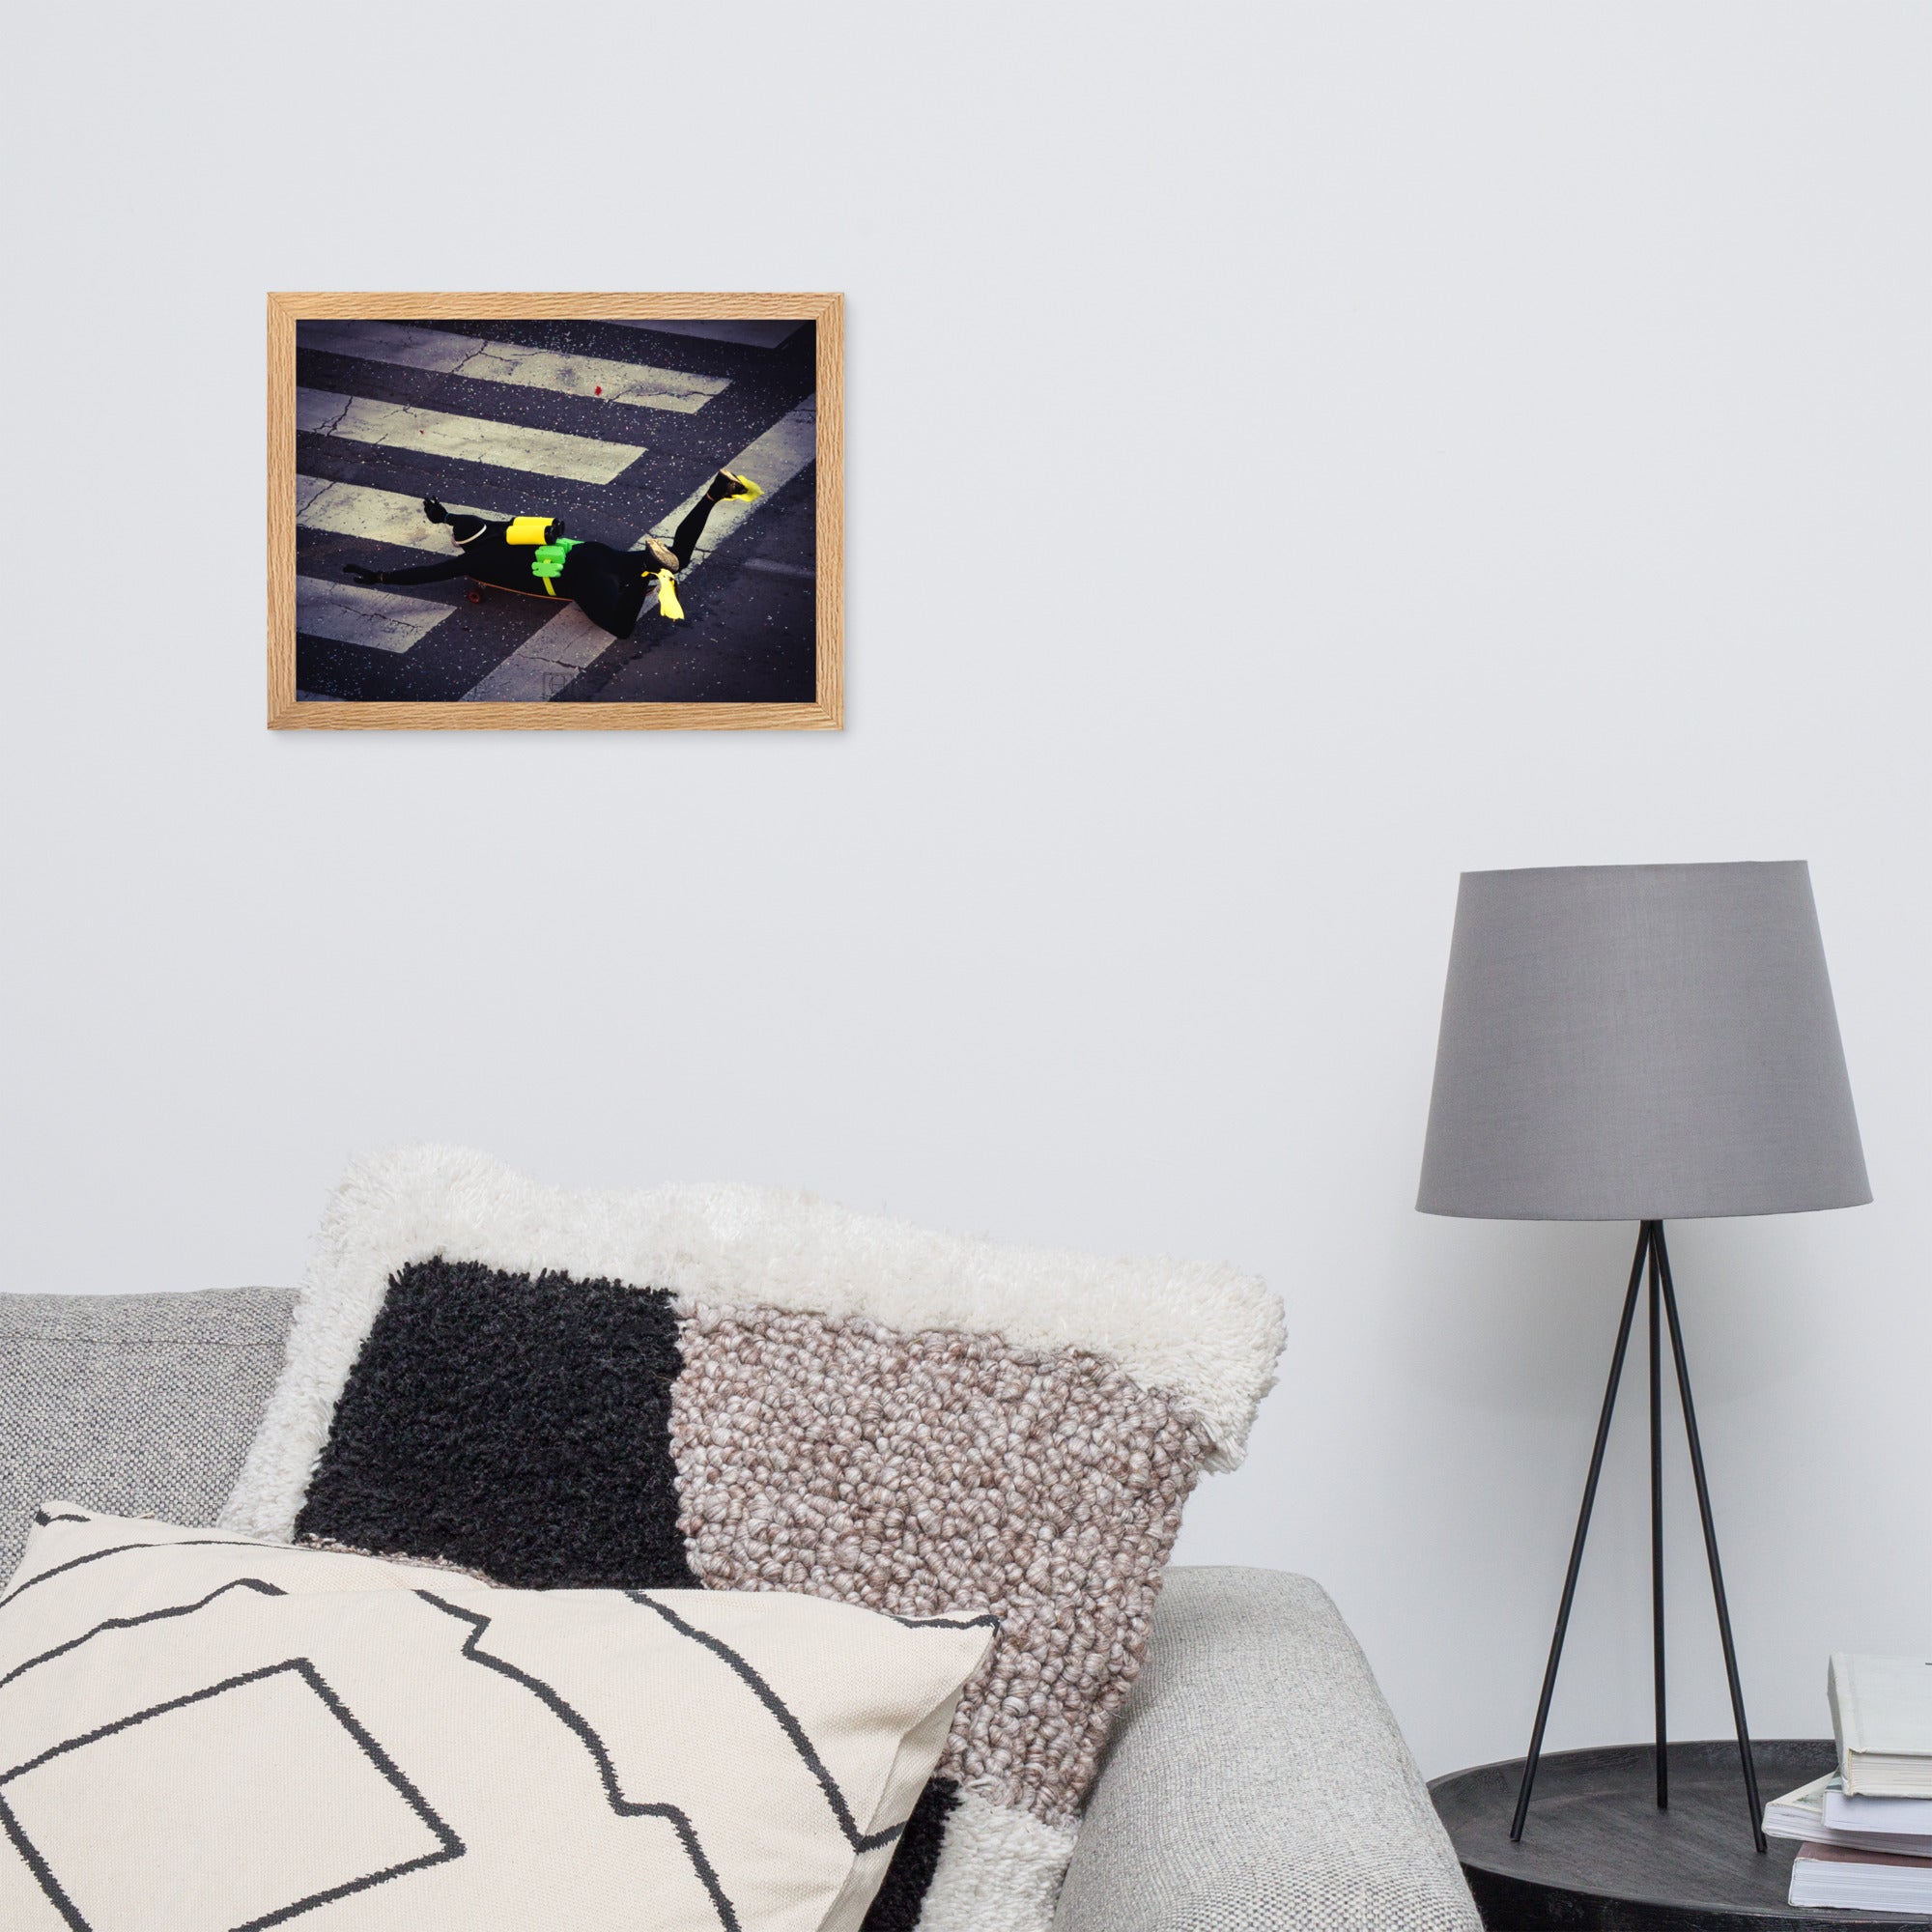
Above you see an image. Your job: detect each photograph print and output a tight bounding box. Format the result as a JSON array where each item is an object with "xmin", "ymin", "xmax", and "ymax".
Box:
[{"xmin": 269, "ymin": 293, "xmax": 841, "ymax": 729}]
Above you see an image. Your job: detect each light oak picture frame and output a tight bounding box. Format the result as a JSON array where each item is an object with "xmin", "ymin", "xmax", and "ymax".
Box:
[{"xmin": 269, "ymin": 291, "xmax": 842, "ymax": 730}]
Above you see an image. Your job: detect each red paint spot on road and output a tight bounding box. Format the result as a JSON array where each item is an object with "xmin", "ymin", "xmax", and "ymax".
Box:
[{"xmin": 594, "ymin": 385, "xmax": 603, "ymax": 395}]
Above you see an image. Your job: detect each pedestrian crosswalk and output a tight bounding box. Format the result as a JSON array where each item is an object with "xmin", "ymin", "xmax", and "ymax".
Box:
[
  {"xmin": 297, "ymin": 388, "xmax": 647, "ymax": 484},
  {"xmin": 636, "ymin": 400, "xmax": 818, "ymax": 568},
  {"xmin": 299, "ymin": 320, "xmax": 729, "ymax": 412},
  {"xmin": 292, "ymin": 318, "xmax": 818, "ymax": 704},
  {"xmin": 295, "ymin": 577, "xmax": 456, "ymax": 654},
  {"xmin": 296, "ymin": 476, "xmax": 503, "ymax": 550},
  {"xmin": 458, "ymin": 397, "xmax": 818, "ymax": 701}
]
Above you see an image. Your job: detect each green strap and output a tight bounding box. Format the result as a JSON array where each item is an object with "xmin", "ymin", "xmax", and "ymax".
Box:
[{"xmin": 530, "ymin": 538, "xmax": 581, "ymax": 590}]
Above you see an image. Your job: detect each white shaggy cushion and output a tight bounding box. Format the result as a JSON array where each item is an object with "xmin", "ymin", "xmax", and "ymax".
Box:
[
  {"xmin": 0, "ymin": 1507, "xmax": 994, "ymax": 1932},
  {"xmin": 217, "ymin": 1146, "xmax": 1286, "ymax": 1932},
  {"xmin": 222, "ymin": 1144, "xmax": 1283, "ymax": 1546}
]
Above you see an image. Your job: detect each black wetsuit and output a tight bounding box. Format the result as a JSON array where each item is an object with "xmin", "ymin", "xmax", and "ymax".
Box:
[{"xmin": 353, "ymin": 492, "xmax": 731, "ymax": 642}]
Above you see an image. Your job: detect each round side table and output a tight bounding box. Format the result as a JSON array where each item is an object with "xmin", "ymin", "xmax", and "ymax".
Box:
[{"xmin": 1431, "ymin": 1740, "xmax": 1932, "ymax": 1929}]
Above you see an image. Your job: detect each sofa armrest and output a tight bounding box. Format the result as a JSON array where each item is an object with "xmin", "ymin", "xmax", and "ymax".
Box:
[
  {"xmin": 1054, "ymin": 1566, "xmax": 1479, "ymax": 1932},
  {"xmin": 0, "ymin": 1290, "xmax": 294, "ymax": 1584}
]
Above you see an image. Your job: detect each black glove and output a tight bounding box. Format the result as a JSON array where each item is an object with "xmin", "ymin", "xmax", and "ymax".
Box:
[{"xmin": 342, "ymin": 563, "xmax": 384, "ymax": 585}]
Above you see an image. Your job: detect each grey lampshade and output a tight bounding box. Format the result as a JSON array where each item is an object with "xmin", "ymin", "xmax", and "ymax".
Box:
[{"xmin": 1417, "ymin": 862, "xmax": 1869, "ymax": 1221}]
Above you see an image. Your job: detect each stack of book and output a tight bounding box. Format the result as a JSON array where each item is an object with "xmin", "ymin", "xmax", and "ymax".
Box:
[{"xmin": 1763, "ymin": 1653, "xmax": 1932, "ymax": 1913}]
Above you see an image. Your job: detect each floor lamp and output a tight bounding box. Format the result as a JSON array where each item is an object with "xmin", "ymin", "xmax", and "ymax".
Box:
[{"xmin": 1417, "ymin": 862, "xmax": 1869, "ymax": 1849}]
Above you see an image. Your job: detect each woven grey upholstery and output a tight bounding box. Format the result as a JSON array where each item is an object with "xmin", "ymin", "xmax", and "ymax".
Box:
[
  {"xmin": 1056, "ymin": 1566, "xmax": 1480, "ymax": 1932},
  {"xmin": 0, "ymin": 1290, "xmax": 294, "ymax": 1582}
]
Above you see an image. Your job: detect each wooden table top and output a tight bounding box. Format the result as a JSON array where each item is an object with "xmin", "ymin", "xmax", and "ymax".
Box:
[{"xmin": 1432, "ymin": 1740, "xmax": 1932, "ymax": 1929}]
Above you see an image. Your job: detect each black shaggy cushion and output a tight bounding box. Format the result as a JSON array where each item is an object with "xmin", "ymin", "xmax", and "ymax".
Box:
[
  {"xmin": 293, "ymin": 1256, "xmax": 956, "ymax": 1924},
  {"xmin": 294, "ymin": 1259, "xmax": 697, "ymax": 1589},
  {"xmin": 860, "ymin": 1778, "xmax": 960, "ymax": 1932}
]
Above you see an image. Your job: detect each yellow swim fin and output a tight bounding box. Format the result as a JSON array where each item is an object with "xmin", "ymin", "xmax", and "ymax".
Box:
[{"xmin": 655, "ymin": 572, "xmax": 684, "ymax": 621}]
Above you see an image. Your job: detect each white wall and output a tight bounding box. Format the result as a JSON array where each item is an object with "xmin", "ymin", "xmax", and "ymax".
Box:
[{"xmin": 2, "ymin": 2, "xmax": 1925, "ymax": 1779}]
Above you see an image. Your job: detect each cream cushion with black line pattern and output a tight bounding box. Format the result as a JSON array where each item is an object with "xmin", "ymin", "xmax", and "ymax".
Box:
[{"xmin": 0, "ymin": 1507, "xmax": 994, "ymax": 1932}]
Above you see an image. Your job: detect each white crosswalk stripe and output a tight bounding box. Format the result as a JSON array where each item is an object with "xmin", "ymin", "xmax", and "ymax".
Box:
[
  {"xmin": 298, "ymin": 320, "xmax": 729, "ymax": 413},
  {"xmin": 459, "ymin": 398, "xmax": 819, "ymax": 701},
  {"xmin": 297, "ymin": 388, "xmax": 646, "ymax": 484},
  {"xmin": 295, "ymin": 476, "xmax": 503, "ymax": 551},
  {"xmin": 295, "ymin": 577, "xmax": 455, "ymax": 654}
]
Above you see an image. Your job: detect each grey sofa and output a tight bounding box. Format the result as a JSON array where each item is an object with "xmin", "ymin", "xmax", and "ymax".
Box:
[{"xmin": 0, "ymin": 1289, "xmax": 1482, "ymax": 1931}]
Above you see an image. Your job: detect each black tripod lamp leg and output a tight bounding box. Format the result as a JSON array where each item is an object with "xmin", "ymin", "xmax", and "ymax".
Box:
[
  {"xmin": 1654, "ymin": 1226, "xmax": 1768, "ymax": 1855},
  {"xmin": 1649, "ymin": 1226, "xmax": 1667, "ymax": 1810},
  {"xmin": 1509, "ymin": 1224, "xmax": 1652, "ymax": 1841}
]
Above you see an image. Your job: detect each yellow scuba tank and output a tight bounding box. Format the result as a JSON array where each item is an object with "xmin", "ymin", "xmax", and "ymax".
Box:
[{"xmin": 505, "ymin": 516, "xmax": 560, "ymax": 546}]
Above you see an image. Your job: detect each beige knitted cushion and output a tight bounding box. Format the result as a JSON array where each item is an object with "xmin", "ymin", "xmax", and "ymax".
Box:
[{"xmin": 220, "ymin": 1147, "xmax": 1284, "ymax": 1932}]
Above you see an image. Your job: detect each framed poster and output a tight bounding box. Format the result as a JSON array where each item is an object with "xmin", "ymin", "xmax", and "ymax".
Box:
[{"xmin": 268, "ymin": 292, "xmax": 841, "ymax": 729}]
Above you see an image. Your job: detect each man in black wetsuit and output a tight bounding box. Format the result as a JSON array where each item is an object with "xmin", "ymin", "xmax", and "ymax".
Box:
[{"xmin": 340, "ymin": 469, "xmax": 760, "ymax": 642}]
